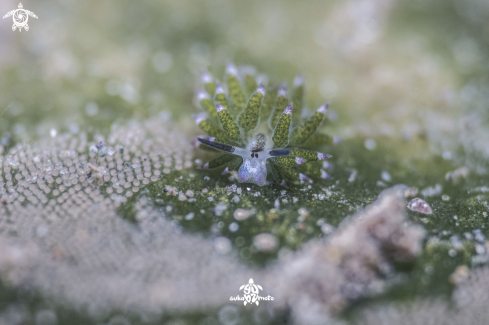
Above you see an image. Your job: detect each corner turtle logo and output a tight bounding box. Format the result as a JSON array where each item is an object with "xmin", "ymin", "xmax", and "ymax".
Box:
[
  {"xmin": 230, "ymin": 278, "xmax": 274, "ymax": 305},
  {"xmin": 239, "ymin": 278, "xmax": 263, "ymax": 306},
  {"xmin": 3, "ymin": 3, "xmax": 38, "ymax": 32}
]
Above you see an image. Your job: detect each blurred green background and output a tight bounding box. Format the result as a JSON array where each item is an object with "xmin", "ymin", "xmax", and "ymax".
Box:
[{"xmin": 1, "ymin": 0, "xmax": 486, "ymax": 141}]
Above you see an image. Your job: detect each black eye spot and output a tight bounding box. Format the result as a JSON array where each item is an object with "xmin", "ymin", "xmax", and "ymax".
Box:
[
  {"xmin": 255, "ymin": 154, "xmax": 258, "ymax": 158},
  {"xmin": 251, "ymin": 153, "xmax": 254, "ymax": 158}
]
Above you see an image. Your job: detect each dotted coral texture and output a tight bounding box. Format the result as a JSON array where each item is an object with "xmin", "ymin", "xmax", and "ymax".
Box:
[{"xmin": 0, "ymin": 118, "xmax": 250, "ymax": 316}]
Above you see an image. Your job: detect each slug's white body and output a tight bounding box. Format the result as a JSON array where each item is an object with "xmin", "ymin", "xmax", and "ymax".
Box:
[{"xmin": 198, "ymin": 133, "xmax": 291, "ymax": 187}]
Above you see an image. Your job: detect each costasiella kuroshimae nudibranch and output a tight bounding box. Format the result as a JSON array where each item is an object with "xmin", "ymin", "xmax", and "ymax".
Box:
[{"xmin": 192, "ymin": 63, "xmax": 334, "ymax": 187}]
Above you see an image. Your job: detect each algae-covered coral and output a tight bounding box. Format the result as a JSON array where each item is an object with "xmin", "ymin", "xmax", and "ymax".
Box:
[
  {"xmin": 194, "ymin": 63, "xmax": 333, "ymax": 187},
  {"xmin": 271, "ymin": 185, "xmax": 426, "ymax": 324}
]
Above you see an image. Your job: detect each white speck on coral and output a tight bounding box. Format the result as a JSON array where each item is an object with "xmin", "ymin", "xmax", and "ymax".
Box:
[
  {"xmin": 233, "ymin": 208, "xmax": 255, "ymax": 221},
  {"xmin": 364, "ymin": 139, "xmax": 376, "ymax": 150},
  {"xmin": 253, "ymin": 233, "xmax": 278, "ymax": 252},
  {"xmin": 229, "ymin": 222, "xmax": 239, "ymax": 232},
  {"xmin": 407, "ymin": 198, "xmax": 433, "ymax": 214},
  {"xmin": 381, "ymin": 171, "xmax": 391, "ymax": 182}
]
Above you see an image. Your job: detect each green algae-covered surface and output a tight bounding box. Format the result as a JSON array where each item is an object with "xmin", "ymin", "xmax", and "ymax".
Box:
[{"xmin": 1, "ymin": 0, "xmax": 489, "ymax": 324}]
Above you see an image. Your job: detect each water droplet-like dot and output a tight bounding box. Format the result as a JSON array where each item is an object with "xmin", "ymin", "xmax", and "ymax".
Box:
[
  {"xmin": 253, "ymin": 233, "xmax": 278, "ymax": 252},
  {"xmin": 233, "ymin": 208, "xmax": 255, "ymax": 221},
  {"xmin": 229, "ymin": 222, "xmax": 239, "ymax": 232},
  {"xmin": 214, "ymin": 236, "xmax": 232, "ymax": 255},
  {"xmin": 364, "ymin": 139, "xmax": 376, "ymax": 150}
]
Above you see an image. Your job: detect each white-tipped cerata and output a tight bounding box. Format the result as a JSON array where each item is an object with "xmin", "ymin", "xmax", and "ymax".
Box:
[
  {"xmin": 215, "ymin": 83, "xmax": 225, "ymax": 94},
  {"xmin": 193, "ymin": 113, "xmax": 207, "ymax": 125},
  {"xmin": 320, "ymin": 169, "xmax": 331, "ymax": 179},
  {"xmin": 278, "ymin": 84, "xmax": 287, "ymax": 97},
  {"xmin": 317, "ymin": 152, "xmax": 332, "ymax": 160},
  {"xmin": 299, "ymin": 173, "xmax": 309, "ymax": 181},
  {"xmin": 295, "ymin": 157, "xmax": 306, "ymax": 165},
  {"xmin": 284, "ymin": 105, "xmax": 293, "ymax": 115},
  {"xmin": 226, "ymin": 62, "xmax": 238, "ymax": 75},
  {"xmin": 197, "ymin": 91, "xmax": 209, "ymax": 101},
  {"xmin": 323, "ymin": 161, "xmax": 332, "ymax": 169},
  {"xmin": 317, "ymin": 103, "xmax": 329, "ymax": 114},
  {"xmin": 215, "ymin": 103, "xmax": 225, "ymax": 112},
  {"xmin": 201, "ymin": 72, "xmax": 213, "ymax": 84},
  {"xmin": 257, "ymin": 84, "xmax": 265, "ymax": 95}
]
